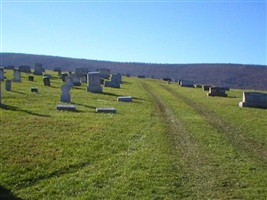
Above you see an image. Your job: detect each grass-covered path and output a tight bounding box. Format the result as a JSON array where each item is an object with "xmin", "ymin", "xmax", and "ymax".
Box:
[
  {"xmin": 141, "ymin": 79, "xmax": 267, "ymax": 199},
  {"xmin": 1, "ymin": 72, "xmax": 266, "ymax": 199}
]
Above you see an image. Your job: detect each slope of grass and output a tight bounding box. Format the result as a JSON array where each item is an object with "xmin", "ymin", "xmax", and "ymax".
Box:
[{"xmin": 1, "ymin": 71, "xmax": 266, "ymax": 199}]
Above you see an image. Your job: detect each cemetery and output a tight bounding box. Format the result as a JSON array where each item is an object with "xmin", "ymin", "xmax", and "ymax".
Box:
[{"xmin": 0, "ymin": 69, "xmax": 266, "ymax": 199}]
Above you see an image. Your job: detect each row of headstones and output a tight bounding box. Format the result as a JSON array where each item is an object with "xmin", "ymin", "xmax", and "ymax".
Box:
[
  {"xmin": 3, "ymin": 63, "xmax": 45, "ymax": 75},
  {"xmin": 59, "ymin": 72, "xmax": 127, "ymax": 112},
  {"xmin": 180, "ymin": 81, "xmax": 267, "ymax": 109}
]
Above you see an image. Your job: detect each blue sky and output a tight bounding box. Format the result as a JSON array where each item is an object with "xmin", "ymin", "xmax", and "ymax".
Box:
[{"xmin": 0, "ymin": 0, "xmax": 266, "ymax": 65}]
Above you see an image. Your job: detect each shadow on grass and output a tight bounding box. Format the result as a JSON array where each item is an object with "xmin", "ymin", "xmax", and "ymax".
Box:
[
  {"xmin": 10, "ymin": 91, "xmax": 27, "ymax": 95},
  {"xmin": 15, "ymin": 161, "xmax": 91, "ymax": 189},
  {"xmin": 101, "ymin": 92, "xmax": 122, "ymax": 97},
  {"xmin": 0, "ymin": 104, "xmax": 51, "ymax": 117},
  {"xmin": 73, "ymin": 87, "xmax": 85, "ymax": 90},
  {"xmin": 0, "ymin": 185, "xmax": 23, "ymax": 200},
  {"xmin": 72, "ymin": 102, "xmax": 97, "ymax": 109}
]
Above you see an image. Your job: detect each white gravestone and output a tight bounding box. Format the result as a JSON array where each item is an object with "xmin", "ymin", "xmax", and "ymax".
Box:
[
  {"xmin": 13, "ymin": 71, "xmax": 21, "ymax": 82},
  {"xmin": 239, "ymin": 92, "xmax": 267, "ymax": 108},
  {"xmin": 87, "ymin": 72, "xmax": 102, "ymax": 93},
  {"xmin": 61, "ymin": 85, "xmax": 71, "ymax": 103}
]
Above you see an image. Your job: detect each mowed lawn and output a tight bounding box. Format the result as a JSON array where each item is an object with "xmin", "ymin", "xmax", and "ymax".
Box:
[{"xmin": 0, "ymin": 70, "xmax": 266, "ymax": 199}]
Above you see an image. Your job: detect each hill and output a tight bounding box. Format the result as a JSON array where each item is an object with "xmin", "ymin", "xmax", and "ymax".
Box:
[{"xmin": 1, "ymin": 52, "xmax": 266, "ymax": 90}]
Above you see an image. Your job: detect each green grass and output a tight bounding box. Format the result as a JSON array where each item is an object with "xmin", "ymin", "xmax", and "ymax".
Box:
[{"xmin": 0, "ymin": 71, "xmax": 266, "ymax": 199}]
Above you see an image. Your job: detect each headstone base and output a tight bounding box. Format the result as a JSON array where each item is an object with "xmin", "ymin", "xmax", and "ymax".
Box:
[
  {"xmin": 57, "ymin": 105, "xmax": 77, "ymax": 111},
  {"xmin": 87, "ymin": 86, "xmax": 102, "ymax": 93},
  {"xmin": 207, "ymin": 93, "xmax": 227, "ymax": 97},
  {"xmin": 239, "ymin": 102, "xmax": 267, "ymax": 109},
  {"xmin": 96, "ymin": 108, "xmax": 116, "ymax": 113},
  {"xmin": 117, "ymin": 96, "xmax": 132, "ymax": 102}
]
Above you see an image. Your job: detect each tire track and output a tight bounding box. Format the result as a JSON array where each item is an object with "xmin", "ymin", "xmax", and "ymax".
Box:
[
  {"xmin": 141, "ymin": 82, "xmax": 223, "ymax": 196},
  {"xmin": 160, "ymin": 84, "xmax": 267, "ymax": 166}
]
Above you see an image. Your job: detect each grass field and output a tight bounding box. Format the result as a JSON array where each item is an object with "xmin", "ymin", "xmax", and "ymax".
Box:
[{"xmin": 0, "ymin": 70, "xmax": 266, "ymax": 199}]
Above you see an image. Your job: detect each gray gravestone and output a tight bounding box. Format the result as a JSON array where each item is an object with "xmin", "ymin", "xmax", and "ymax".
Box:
[
  {"xmin": 207, "ymin": 87, "xmax": 227, "ymax": 97},
  {"xmin": 105, "ymin": 74, "xmax": 121, "ymax": 88},
  {"xmin": 0, "ymin": 68, "xmax": 4, "ymax": 81},
  {"xmin": 87, "ymin": 72, "xmax": 102, "ymax": 93},
  {"xmin": 43, "ymin": 77, "xmax": 51, "ymax": 86},
  {"xmin": 61, "ymin": 73, "xmax": 68, "ymax": 82},
  {"xmin": 33, "ymin": 63, "xmax": 43, "ymax": 75},
  {"xmin": 203, "ymin": 85, "xmax": 211, "ymax": 91},
  {"xmin": 180, "ymin": 80, "xmax": 194, "ymax": 87},
  {"xmin": 19, "ymin": 65, "xmax": 31, "ymax": 73},
  {"xmin": 0, "ymin": 81, "xmax": 2, "ymax": 105},
  {"xmin": 65, "ymin": 76, "xmax": 74, "ymax": 87},
  {"xmin": 61, "ymin": 85, "xmax": 71, "ymax": 103},
  {"xmin": 13, "ymin": 70, "xmax": 21, "ymax": 82},
  {"xmin": 5, "ymin": 80, "xmax": 11, "ymax": 91},
  {"xmin": 239, "ymin": 92, "xmax": 267, "ymax": 108},
  {"xmin": 28, "ymin": 75, "xmax": 34, "ymax": 81},
  {"xmin": 99, "ymin": 68, "xmax": 110, "ymax": 79},
  {"xmin": 73, "ymin": 75, "xmax": 81, "ymax": 86},
  {"xmin": 80, "ymin": 74, "xmax": 87, "ymax": 83}
]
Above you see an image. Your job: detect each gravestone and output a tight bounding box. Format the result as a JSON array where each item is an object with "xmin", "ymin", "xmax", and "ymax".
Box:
[
  {"xmin": 43, "ymin": 74, "xmax": 52, "ymax": 79},
  {"xmin": 104, "ymin": 74, "xmax": 121, "ymax": 88},
  {"xmin": 31, "ymin": 87, "xmax": 38, "ymax": 93},
  {"xmin": 203, "ymin": 85, "xmax": 211, "ymax": 91},
  {"xmin": 117, "ymin": 96, "xmax": 132, "ymax": 102},
  {"xmin": 33, "ymin": 63, "xmax": 43, "ymax": 75},
  {"xmin": 61, "ymin": 85, "xmax": 71, "ymax": 103},
  {"xmin": 5, "ymin": 80, "xmax": 11, "ymax": 91},
  {"xmin": 87, "ymin": 72, "xmax": 102, "ymax": 93},
  {"xmin": 0, "ymin": 68, "xmax": 4, "ymax": 81},
  {"xmin": 126, "ymin": 74, "xmax": 131, "ymax": 77},
  {"xmin": 96, "ymin": 108, "xmax": 117, "ymax": 113},
  {"xmin": 13, "ymin": 70, "xmax": 21, "ymax": 82},
  {"xmin": 56, "ymin": 104, "xmax": 76, "ymax": 111},
  {"xmin": 163, "ymin": 78, "xmax": 171, "ymax": 82},
  {"xmin": 19, "ymin": 65, "xmax": 31, "ymax": 73},
  {"xmin": 80, "ymin": 74, "xmax": 87, "ymax": 83},
  {"xmin": 99, "ymin": 68, "xmax": 110, "ymax": 79},
  {"xmin": 72, "ymin": 75, "xmax": 81, "ymax": 86},
  {"xmin": 75, "ymin": 68, "xmax": 90, "ymax": 74},
  {"xmin": 180, "ymin": 80, "xmax": 194, "ymax": 87},
  {"xmin": 207, "ymin": 87, "xmax": 227, "ymax": 97},
  {"xmin": 0, "ymin": 81, "xmax": 2, "ymax": 105},
  {"xmin": 239, "ymin": 92, "xmax": 267, "ymax": 108},
  {"xmin": 4, "ymin": 65, "xmax": 14, "ymax": 70},
  {"xmin": 53, "ymin": 67, "xmax": 61, "ymax": 73},
  {"xmin": 43, "ymin": 77, "xmax": 51, "ymax": 86},
  {"xmin": 138, "ymin": 75, "xmax": 145, "ymax": 78},
  {"xmin": 65, "ymin": 76, "xmax": 74, "ymax": 87},
  {"xmin": 61, "ymin": 73, "xmax": 68, "ymax": 82},
  {"xmin": 28, "ymin": 75, "xmax": 34, "ymax": 81}
]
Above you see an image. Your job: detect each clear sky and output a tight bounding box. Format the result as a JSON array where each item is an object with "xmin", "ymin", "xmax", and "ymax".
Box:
[{"xmin": 0, "ymin": 0, "xmax": 266, "ymax": 65}]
